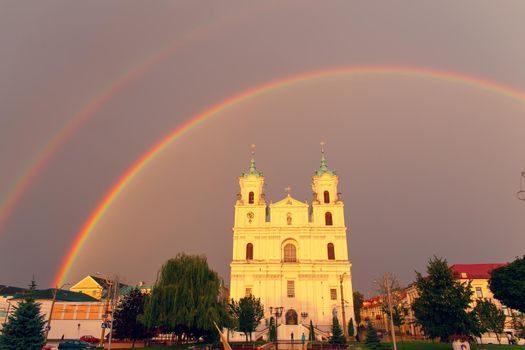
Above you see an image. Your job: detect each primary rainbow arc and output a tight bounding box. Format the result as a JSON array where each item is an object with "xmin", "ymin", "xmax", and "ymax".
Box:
[{"xmin": 53, "ymin": 65, "xmax": 525, "ymax": 286}]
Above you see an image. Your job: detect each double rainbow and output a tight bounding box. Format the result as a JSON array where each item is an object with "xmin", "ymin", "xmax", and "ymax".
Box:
[{"xmin": 52, "ymin": 65, "xmax": 525, "ymax": 285}]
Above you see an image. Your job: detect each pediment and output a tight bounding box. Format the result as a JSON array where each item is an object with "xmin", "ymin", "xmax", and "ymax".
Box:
[{"xmin": 271, "ymin": 195, "xmax": 309, "ymax": 208}]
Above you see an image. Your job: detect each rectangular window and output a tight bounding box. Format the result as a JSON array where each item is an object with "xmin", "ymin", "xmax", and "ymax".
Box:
[
  {"xmin": 287, "ymin": 281, "xmax": 295, "ymax": 298},
  {"xmin": 330, "ymin": 288, "xmax": 337, "ymax": 300},
  {"xmin": 475, "ymin": 287, "xmax": 483, "ymax": 298},
  {"xmin": 245, "ymin": 288, "xmax": 252, "ymax": 297}
]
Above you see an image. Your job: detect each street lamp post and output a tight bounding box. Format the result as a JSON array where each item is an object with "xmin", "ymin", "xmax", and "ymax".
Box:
[
  {"xmin": 269, "ymin": 306, "xmax": 283, "ymax": 349},
  {"xmin": 45, "ymin": 283, "xmax": 70, "ymax": 343},
  {"xmin": 518, "ymin": 170, "xmax": 525, "ymax": 201},
  {"xmin": 339, "ymin": 273, "xmax": 348, "ymax": 338}
]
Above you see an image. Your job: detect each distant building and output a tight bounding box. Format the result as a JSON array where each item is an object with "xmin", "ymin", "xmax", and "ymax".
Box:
[
  {"xmin": 361, "ymin": 296, "xmax": 387, "ymax": 332},
  {"xmin": 360, "ymin": 263, "xmax": 516, "ymax": 342},
  {"xmin": 70, "ymin": 275, "xmax": 129, "ymax": 300},
  {"xmin": 7, "ymin": 288, "xmax": 103, "ymax": 340},
  {"xmin": 229, "ymin": 148, "xmax": 355, "ymax": 340},
  {"xmin": 0, "ymin": 285, "xmax": 27, "ymax": 329},
  {"xmin": 360, "ymin": 292, "xmax": 414, "ymax": 339},
  {"xmin": 450, "ymin": 263, "xmax": 516, "ymax": 336}
]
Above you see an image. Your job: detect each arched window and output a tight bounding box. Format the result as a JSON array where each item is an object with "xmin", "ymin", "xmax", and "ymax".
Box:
[
  {"xmin": 325, "ymin": 212, "xmax": 333, "ymax": 226},
  {"xmin": 324, "ymin": 190, "xmax": 330, "ymax": 204},
  {"xmin": 283, "ymin": 244, "xmax": 297, "ymax": 262},
  {"xmin": 248, "ymin": 192, "xmax": 254, "ymax": 204},
  {"xmin": 246, "ymin": 243, "xmax": 253, "ymax": 260},
  {"xmin": 327, "ymin": 243, "xmax": 335, "ymax": 260}
]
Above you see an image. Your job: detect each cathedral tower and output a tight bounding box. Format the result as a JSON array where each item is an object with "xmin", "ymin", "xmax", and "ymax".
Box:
[{"xmin": 230, "ymin": 145, "xmax": 355, "ymax": 339}]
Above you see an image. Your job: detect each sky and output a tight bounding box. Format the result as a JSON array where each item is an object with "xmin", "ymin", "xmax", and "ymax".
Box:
[{"xmin": 0, "ymin": 1, "xmax": 524, "ymax": 295}]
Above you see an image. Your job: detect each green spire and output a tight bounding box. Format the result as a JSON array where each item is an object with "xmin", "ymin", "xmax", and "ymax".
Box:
[
  {"xmin": 241, "ymin": 144, "xmax": 263, "ymax": 177},
  {"xmin": 315, "ymin": 142, "xmax": 336, "ymax": 176}
]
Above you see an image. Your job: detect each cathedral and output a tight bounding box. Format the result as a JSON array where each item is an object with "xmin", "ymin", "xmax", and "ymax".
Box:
[{"xmin": 229, "ymin": 146, "xmax": 355, "ymax": 339}]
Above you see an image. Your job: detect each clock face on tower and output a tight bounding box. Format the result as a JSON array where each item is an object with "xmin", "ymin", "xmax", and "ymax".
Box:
[{"xmin": 247, "ymin": 211, "xmax": 254, "ymax": 223}]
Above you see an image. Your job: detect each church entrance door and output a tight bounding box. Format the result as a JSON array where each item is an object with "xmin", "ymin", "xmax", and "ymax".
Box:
[{"xmin": 285, "ymin": 309, "xmax": 298, "ymax": 325}]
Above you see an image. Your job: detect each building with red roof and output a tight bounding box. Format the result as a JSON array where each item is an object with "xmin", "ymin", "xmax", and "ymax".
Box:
[{"xmin": 359, "ymin": 262, "xmax": 517, "ymax": 342}]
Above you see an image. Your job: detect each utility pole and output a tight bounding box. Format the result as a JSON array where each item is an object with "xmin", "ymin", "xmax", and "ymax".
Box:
[
  {"xmin": 385, "ymin": 274, "xmax": 397, "ymax": 350},
  {"xmin": 45, "ymin": 283, "xmax": 69, "ymax": 343},
  {"xmin": 98, "ymin": 274, "xmax": 114, "ymax": 348},
  {"xmin": 340, "ymin": 273, "xmax": 348, "ymax": 338},
  {"xmin": 108, "ymin": 275, "xmax": 119, "ymax": 350},
  {"xmin": 3, "ymin": 300, "xmax": 11, "ymax": 325}
]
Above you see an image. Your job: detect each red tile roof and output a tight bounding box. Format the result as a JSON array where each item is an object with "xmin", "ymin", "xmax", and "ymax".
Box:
[{"xmin": 450, "ymin": 263, "xmax": 507, "ymax": 279}]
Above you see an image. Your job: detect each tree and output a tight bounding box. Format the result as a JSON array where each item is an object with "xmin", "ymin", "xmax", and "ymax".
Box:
[
  {"xmin": 365, "ymin": 322, "xmax": 382, "ymax": 350},
  {"xmin": 308, "ymin": 320, "xmax": 315, "ymax": 341},
  {"xmin": 329, "ymin": 316, "xmax": 346, "ymax": 344},
  {"xmin": 114, "ymin": 288, "xmax": 148, "ymax": 347},
  {"xmin": 268, "ymin": 316, "xmax": 276, "ymax": 342},
  {"xmin": 511, "ymin": 313, "xmax": 525, "ymax": 340},
  {"xmin": 353, "ymin": 291, "xmax": 364, "ymax": 326},
  {"xmin": 412, "ymin": 256, "xmax": 476, "ymax": 341},
  {"xmin": 0, "ymin": 281, "xmax": 45, "ymax": 350},
  {"xmin": 348, "ymin": 318, "xmax": 355, "ymax": 337},
  {"xmin": 375, "ymin": 272, "xmax": 405, "ymax": 340},
  {"xmin": 489, "ymin": 256, "xmax": 525, "ymax": 313},
  {"xmin": 143, "ymin": 254, "xmax": 228, "ymax": 342},
  {"xmin": 228, "ymin": 295, "xmax": 264, "ymax": 342},
  {"xmin": 472, "ymin": 299, "xmax": 506, "ymax": 344}
]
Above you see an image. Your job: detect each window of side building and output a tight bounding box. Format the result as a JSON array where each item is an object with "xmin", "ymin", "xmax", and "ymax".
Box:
[
  {"xmin": 475, "ymin": 287, "xmax": 483, "ymax": 298},
  {"xmin": 245, "ymin": 288, "xmax": 252, "ymax": 297}
]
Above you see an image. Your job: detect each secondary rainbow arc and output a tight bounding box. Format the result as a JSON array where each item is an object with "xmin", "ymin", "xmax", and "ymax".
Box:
[
  {"xmin": 0, "ymin": 2, "xmax": 274, "ymax": 233},
  {"xmin": 53, "ymin": 65, "xmax": 525, "ymax": 286}
]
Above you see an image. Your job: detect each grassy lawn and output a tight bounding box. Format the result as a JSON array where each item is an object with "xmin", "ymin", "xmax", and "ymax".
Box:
[
  {"xmin": 358, "ymin": 341, "xmax": 523, "ymax": 350},
  {"xmin": 133, "ymin": 341, "xmax": 524, "ymax": 350}
]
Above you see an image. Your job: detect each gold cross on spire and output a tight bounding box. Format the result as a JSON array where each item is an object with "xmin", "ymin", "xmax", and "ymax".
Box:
[
  {"xmin": 285, "ymin": 186, "xmax": 291, "ymax": 196},
  {"xmin": 320, "ymin": 141, "xmax": 325, "ymax": 154},
  {"xmin": 251, "ymin": 144, "xmax": 256, "ymax": 156}
]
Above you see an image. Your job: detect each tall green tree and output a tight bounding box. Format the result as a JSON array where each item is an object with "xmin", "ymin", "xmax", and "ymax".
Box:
[
  {"xmin": 114, "ymin": 288, "xmax": 148, "ymax": 347},
  {"xmin": 329, "ymin": 316, "xmax": 346, "ymax": 344},
  {"xmin": 489, "ymin": 256, "xmax": 525, "ymax": 313},
  {"xmin": 268, "ymin": 316, "xmax": 276, "ymax": 342},
  {"xmin": 228, "ymin": 295, "xmax": 264, "ymax": 342},
  {"xmin": 353, "ymin": 291, "xmax": 364, "ymax": 326},
  {"xmin": 365, "ymin": 322, "xmax": 382, "ymax": 350},
  {"xmin": 143, "ymin": 254, "xmax": 228, "ymax": 342},
  {"xmin": 412, "ymin": 256, "xmax": 476, "ymax": 341},
  {"xmin": 348, "ymin": 318, "xmax": 355, "ymax": 337},
  {"xmin": 308, "ymin": 320, "xmax": 315, "ymax": 341},
  {"xmin": 0, "ymin": 281, "xmax": 45, "ymax": 350},
  {"xmin": 472, "ymin": 299, "xmax": 506, "ymax": 344}
]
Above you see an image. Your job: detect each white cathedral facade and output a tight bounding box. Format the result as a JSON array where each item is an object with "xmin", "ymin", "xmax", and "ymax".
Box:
[{"xmin": 229, "ymin": 148, "xmax": 355, "ymax": 339}]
